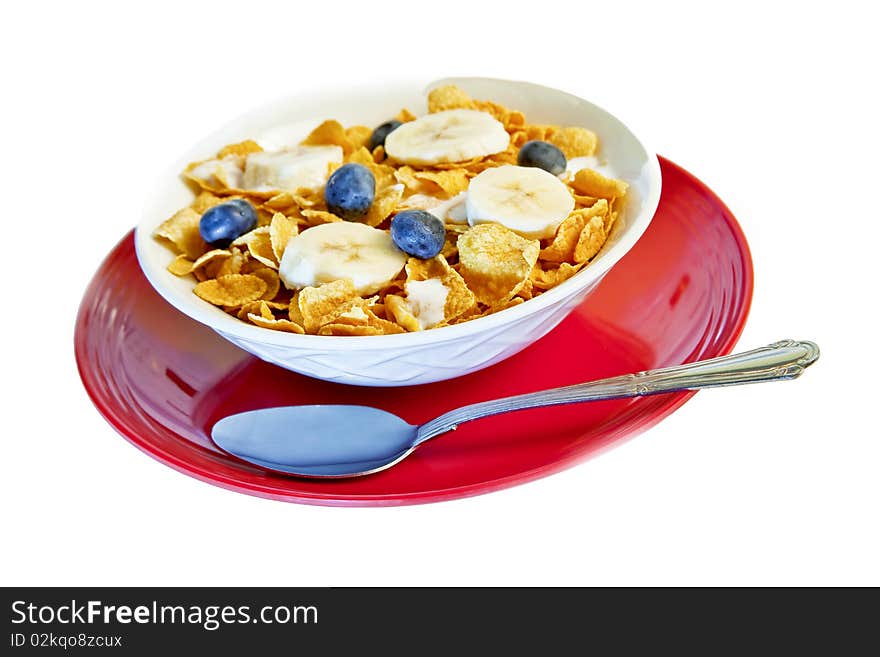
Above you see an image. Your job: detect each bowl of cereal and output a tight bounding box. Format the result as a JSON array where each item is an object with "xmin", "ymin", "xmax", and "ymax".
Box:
[{"xmin": 135, "ymin": 77, "xmax": 661, "ymax": 386}]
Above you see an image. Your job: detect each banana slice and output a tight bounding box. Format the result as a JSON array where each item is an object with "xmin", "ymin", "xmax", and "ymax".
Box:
[
  {"xmin": 243, "ymin": 145, "xmax": 343, "ymax": 193},
  {"xmin": 279, "ymin": 222, "xmax": 406, "ymax": 295},
  {"xmin": 465, "ymin": 165, "xmax": 575, "ymax": 239},
  {"xmin": 384, "ymin": 109, "xmax": 509, "ymax": 166},
  {"xmin": 187, "ymin": 156, "xmax": 244, "ymax": 189}
]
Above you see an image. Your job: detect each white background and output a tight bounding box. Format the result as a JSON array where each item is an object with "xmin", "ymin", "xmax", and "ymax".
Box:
[{"xmin": 2, "ymin": 1, "xmax": 876, "ymax": 586}]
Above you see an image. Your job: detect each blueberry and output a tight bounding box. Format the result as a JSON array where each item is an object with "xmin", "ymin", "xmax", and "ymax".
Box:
[
  {"xmin": 391, "ymin": 210, "xmax": 446, "ymax": 259},
  {"xmin": 368, "ymin": 120, "xmax": 402, "ymax": 151},
  {"xmin": 198, "ymin": 199, "xmax": 257, "ymax": 248},
  {"xmin": 517, "ymin": 140, "xmax": 567, "ymax": 175},
  {"xmin": 325, "ymin": 163, "xmax": 376, "ymax": 220}
]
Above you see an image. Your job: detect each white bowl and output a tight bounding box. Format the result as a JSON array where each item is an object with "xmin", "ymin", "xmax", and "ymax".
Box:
[{"xmin": 135, "ymin": 77, "xmax": 661, "ymax": 386}]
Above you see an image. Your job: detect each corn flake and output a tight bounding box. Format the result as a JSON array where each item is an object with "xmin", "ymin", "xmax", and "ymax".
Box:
[
  {"xmin": 458, "ymin": 224, "xmax": 539, "ymax": 304},
  {"xmin": 194, "ymin": 274, "xmax": 267, "ymax": 306},
  {"xmin": 230, "ymin": 226, "xmax": 267, "ymax": 248},
  {"xmin": 192, "ymin": 248, "xmax": 233, "ymax": 271},
  {"xmin": 247, "ymin": 313, "xmax": 306, "ymax": 333},
  {"xmin": 348, "ymin": 147, "xmax": 396, "ymax": 189},
  {"xmin": 427, "ymin": 85, "xmax": 475, "ymax": 112},
  {"xmin": 440, "ymin": 235, "xmax": 459, "ymax": 260},
  {"xmin": 413, "ymin": 169, "xmax": 469, "ymax": 198},
  {"xmin": 394, "ymin": 166, "xmax": 424, "ymax": 193},
  {"xmin": 385, "ymin": 294, "xmax": 421, "ymax": 332},
  {"xmin": 298, "ymin": 279, "xmax": 359, "ymax": 333},
  {"xmin": 237, "ymin": 299, "xmax": 288, "ymax": 321},
  {"xmin": 214, "ymin": 248, "xmax": 247, "ymax": 277},
  {"xmin": 549, "ymin": 127, "xmax": 598, "ymax": 158},
  {"xmin": 249, "ymin": 266, "xmax": 281, "ymax": 299},
  {"xmin": 473, "ymin": 99, "xmax": 511, "ymax": 127},
  {"xmin": 573, "ymin": 193, "xmax": 600, "ymax": 208},
  {"xmin": 540, "ymin": 200, "xmax": 608, "ymax": 263},
  {"xmin": 191, "ymin": 191, "xmax": 226, "ymax": 213},
  {"xmin": 318, "ymin": 323, "xmax": 383, "ymax": 336},
  {"xmin": 530, "ymin": 262, "xmax": 586, "ymax": 290},
  {"xmin": 364, "ymin": 184, "xmax": 403, "ymax": 227},
  {"xmin": 269, "ymin": 212, "xmax": 297, "ymax": 261},
  {"xmin": 301, "ymin": 209, "xmax": 343, "ymax": 225},
  {"xmin": 511, "ymin": 130, "xmax": 529, "ymax": 148},
  {"xmin": 526, "ymin": 124, "xmax": 555, "ymax": 141},
  {"xmin": 507, "ymin": 110, "xmax": 526, "ymax": 130},
  {"xmin": 154, "ymin": 207, "xmax": 206, "ymax": 259},
  {"xmin": 331, "ymin": 304, "xmax": 405, "ymax": 335},
  {"xmin": 301, "ymin": 119, "xmax": 354, "ymax": 155},
  {"xmin": 573, "ymin": 215, "xmax": 607, "ymax": 263},
  {"xmin": 571, "ymin": 168, "xmax": 629, "ymax": 200},
  {"xmin": 345, "ymin": 125, "xmax": 372, "ymax": 151},
  {"xmin": 167, "ymin": 255, "xmax": 194, "ymax": 276},
  {"xmin": 248, "ymin": 228, "xmax": 278, "ymax": 269},
  {"xmin": 604, "ymin": 210, "xmax": 618, "ymax": 235},
  {"xmin": 217, "ymin": 140, "xmax": 262, "ymax": 159},
  {"xmin": 264, "ymin": 191, "xmax": 315, "ymax": 211},
  {"xmin": 288, "ymin": 292, "xmax": 305, "ymax": 325}
]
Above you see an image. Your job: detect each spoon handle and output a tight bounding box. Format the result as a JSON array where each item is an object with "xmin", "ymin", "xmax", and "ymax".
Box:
[{"xmin": 415, "ymin": 339, "xmax": 819, "ymax": 444}]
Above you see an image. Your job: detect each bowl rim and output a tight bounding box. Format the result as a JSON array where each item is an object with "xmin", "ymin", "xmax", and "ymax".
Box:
[{"xmin": 134, "ymin": 77, "xmax": 662, "ymax": 350}]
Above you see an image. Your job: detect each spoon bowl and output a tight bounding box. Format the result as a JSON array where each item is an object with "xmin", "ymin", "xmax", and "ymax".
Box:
[{"xmin": 212, "ymin": 405, "xmax": 417, "ymax": 477}]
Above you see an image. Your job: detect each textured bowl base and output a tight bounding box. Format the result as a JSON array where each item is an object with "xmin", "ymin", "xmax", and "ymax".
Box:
[{"xmin": 75, "ymin": 157, "xmax": 752, "ymax": 506}]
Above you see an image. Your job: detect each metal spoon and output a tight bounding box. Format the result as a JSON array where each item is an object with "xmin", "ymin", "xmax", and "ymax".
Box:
[{"xmin": 212, "ymin": 339, "xmax": 819, "ymax": 478}]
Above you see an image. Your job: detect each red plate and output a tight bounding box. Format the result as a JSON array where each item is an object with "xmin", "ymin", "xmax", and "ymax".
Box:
[{"xmin": 75, "ymin": 157, "xmax": 752, "ymax": 506}]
